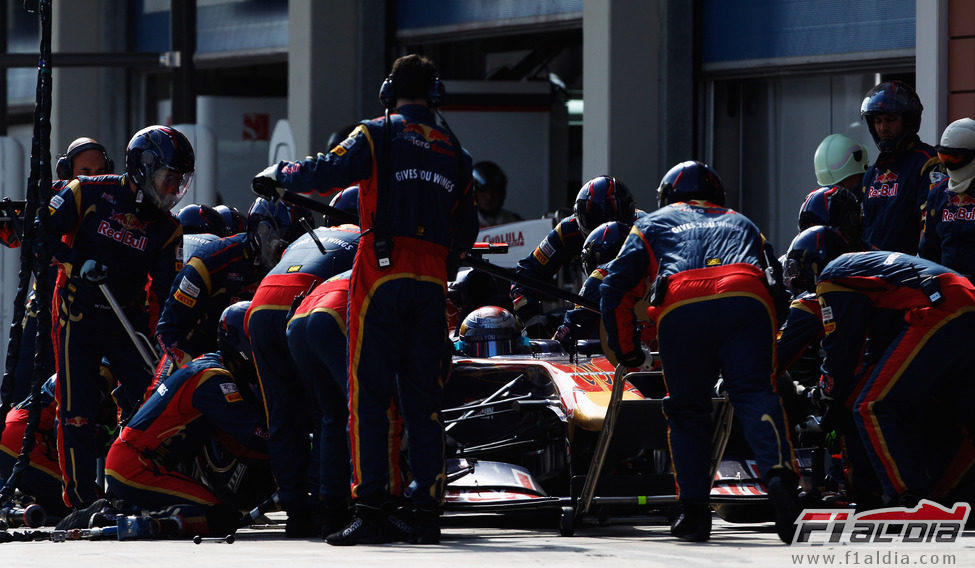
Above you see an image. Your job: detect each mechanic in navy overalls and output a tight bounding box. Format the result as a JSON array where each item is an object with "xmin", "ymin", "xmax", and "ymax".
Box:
[
  {"xmin": 106, "ymin": 302, "xmax": 270, "ymax": 538},
  {"xmin": 251, "ymin": 54, "xmax": 477, "ymax": 545},
  {"xmin": 41, "ymin": 125, "xmax": 191, "ymax": 511},
  {"xmin": 510, "ymin": 175, "xmax": 640, "ymax": 327},
  {"xmin": 153, "ymin": 197, "xmax": 304, "ymax": 388},
  {"xmin": 244, "ymin": 224, "xmax": 359, "ymax": 538},
  {"xmin": 859, "ymin": 80, "xmax": 943, "ymax": 254},
  {"xmin": 918, "ymin": 117, "xmax": 975, "ymax": 280},
  {"xmin": 777, "ymin": 226, "xmax": 886, "ymax": 508},
  {"xmin": 816, "ymin": 251, "xmax": 975, "ymax": 505},
  {"xmin": 600, "ymin": 161, "xmax": 799, "ymax": 544},
  {"xmin": 285, "ymin": 269, "xmax": 362, "ymax": 536}
]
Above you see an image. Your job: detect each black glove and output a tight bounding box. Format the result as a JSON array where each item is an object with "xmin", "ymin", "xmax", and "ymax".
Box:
[
  {"xmin": 80, "ymin": 259, "xmax": 109, "ymax": 284},
  {"xmin": 805, "ymin": 385, "xmax": 833, "ymax": 415},
  {"xmin": 251, "ymin": 164, "xmax": 285, "ymax": 201}
]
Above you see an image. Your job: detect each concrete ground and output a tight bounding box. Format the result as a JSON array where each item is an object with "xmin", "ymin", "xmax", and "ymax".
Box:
[{"xmin": 3, "ymin": 512, "xmax": 974, "ymax": 567}]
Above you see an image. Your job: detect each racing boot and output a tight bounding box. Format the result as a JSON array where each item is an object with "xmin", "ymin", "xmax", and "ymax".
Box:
[
  {"xmin": 411, "ymin": 507, "xmax": 441, "ymax": 544},
  {"xmin": 325, "ymin": 502, "xmax": 413, "ymax": 546},
  {"xmin": 670, "ymin": 500, "xmax": 711, "ymax": 542},
  {"xmin": 766, "ymin": 468, "xmax": 801, "ymax": 544},
  {"xmin": 319, "ymin": 498, "xmax": 353, "ymax": 538}
]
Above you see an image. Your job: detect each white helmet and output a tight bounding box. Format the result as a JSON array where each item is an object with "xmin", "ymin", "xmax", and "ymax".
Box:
[
  {"xmin": 813, "ymin": 134, "xmax": 870, "ymax": 186},
  {"xmin": 937, "ymin": 118, "xmax": 975, "ymax": 194}
]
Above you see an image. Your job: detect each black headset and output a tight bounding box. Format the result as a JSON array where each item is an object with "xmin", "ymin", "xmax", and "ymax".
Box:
[
  {"xmin": 378, "ymin": 73, "xmax": 445, "ymax": 110},
  {"xmin": 55, "ymin": 139, "xmax": 114, "ymax": 180}
]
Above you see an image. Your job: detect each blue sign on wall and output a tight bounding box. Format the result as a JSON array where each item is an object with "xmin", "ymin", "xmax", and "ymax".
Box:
[{"xmin": 701, "ymin": 0, "xmax": 915, "ymax": 64}]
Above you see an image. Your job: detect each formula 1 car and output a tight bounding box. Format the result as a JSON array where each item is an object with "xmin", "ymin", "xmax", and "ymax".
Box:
[{"xmin": 439, "ymin": 338, "xmax": 780, "ymax": 535}]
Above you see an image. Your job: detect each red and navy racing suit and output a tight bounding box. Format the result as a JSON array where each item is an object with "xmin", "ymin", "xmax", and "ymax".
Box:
[
  {"xmin": 1, "ymin": 378, "xmax": 67, "ymax": 515},
  {"xmin": 860, "ymin": 137, "xmax": 942, "ymax": 254},
  {"xmin": 510, "ymin": 211, "xmax": 644, "ymax": 320},
  {"xmin": 284, "ymin": 270, "xmax": 401, "ymax": 506},
  {"xmin": 245, "ymin": 225, "xmax": 359, "ymax": 515},
  {"xmin": 816, "ymin": 251, "xmax": 975, "ymax": 500},
  {"xmin": 105, "ymin": 353, "xmax": 269, "ymax": 535},
  {"xmin": 776, "ymin": 290, "xmax": 883, "ymax": 502},
  {"xmin": 154, "ymin": 232, "xmax": 264, "ymax": 384},
  {"xmin": 43, "ymin": 174, "xmax": 181, "ymax": 508},
  {"xmin": 600, "ymin": 200, "xmax": 797, "ymax": 502},
  {"xmin": 269, "ymin": 104, "xmax": 478, "ymax": 509},
  {"xmin": 918, "ymin": 176, "xmax": 975, "ymax": 280}
]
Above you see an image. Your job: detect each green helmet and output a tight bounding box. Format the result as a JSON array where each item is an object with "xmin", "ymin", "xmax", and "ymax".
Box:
[{"xmin": 813, "ymin": 134, "xmax": 869, "ymax": 186}]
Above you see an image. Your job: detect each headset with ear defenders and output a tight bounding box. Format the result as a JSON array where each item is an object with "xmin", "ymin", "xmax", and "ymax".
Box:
[
  {"xmin": 55, "ymin": 138, "xmax": 114, "ymax": 180},
  {"xmin": 378, "ymin": 74, "xmax": 445, "ymax": 110}
]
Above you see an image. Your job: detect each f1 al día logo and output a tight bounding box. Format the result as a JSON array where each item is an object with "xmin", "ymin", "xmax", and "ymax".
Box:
[{"xmin": 793, "ymin": 500, "xmax": 970, "ymax": 545}]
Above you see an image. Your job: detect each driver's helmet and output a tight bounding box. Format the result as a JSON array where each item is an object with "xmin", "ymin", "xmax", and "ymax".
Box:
[
  {"xmin": 573, "ymin": 175, "xmax": 635, "ymax": 237},
  {"xmin": 580, "ymin": 220, "xmax": 628, "ymax": 275},
  {"xmin": 797, "ymin": 185, "xmax": 863, "ymax": 244},
  {"xmin": 783, "ymin": 226, "xmax": 850, "ymax": 295},
  {"xmin": 125, "ymin": 125, "xmax": 195, "ymax": 211},
  {"xmin": 324, "ymin": 185, "xmax": 359, "ymax": 227},
  {"xmin": 457, "ymin": 306, "xmax": 528, "ymax": 357},
  {"xmin": 177, "ymin": 203, "xmax": 227, "ymax": 237},
  {"xmin": 246, "ymin": 197, "xmax": 309, "ymax": 269}
]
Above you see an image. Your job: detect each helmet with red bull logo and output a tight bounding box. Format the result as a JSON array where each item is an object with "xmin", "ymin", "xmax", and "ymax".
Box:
[
  {"xmin": 177, "ymin": 203, "xmax": 227, "ymax": 237},
  {"xmin": 797, "ymin": 186, "xmax": 864, "ymax": 245},
  {"xmin": 324, "ymin": 186, "xmax": 359, "ymax": 227},
  {"xmin": 656, "ymin": 160, "xmax": 726, "ymax": 208},
  {"xmin": 783, "ymin": 226, "xmax": 850, "ymax": 295},
  {"xmin": 580, "ymin": 220, "xmax": 628, "ymax": 276},
  {"xmin": 246, "ymin": 197, "xmax": 310, "ymax": 269},
  {"xmin": 573, "ymin": 176, "xmax": 636, "ymax": 237},
  {"xmin": 125, "ymin": 125, "xmax": 195, "ymax": 211}
]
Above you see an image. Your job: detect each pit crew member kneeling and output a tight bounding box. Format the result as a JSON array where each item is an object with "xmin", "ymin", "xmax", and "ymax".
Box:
[{"xmin": 104, "ymin": 302, "xmax": 271, "ymax": 538}]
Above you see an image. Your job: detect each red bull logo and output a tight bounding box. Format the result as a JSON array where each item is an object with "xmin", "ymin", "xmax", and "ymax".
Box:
[
  {"xmin": 403, "ymin": 123, "xmax": 451, "ymax": 145},
  {"xmin": 875, "ymin": 170, "xmax": 898, "ymax": 184},
  {"xmin": 867, "ymin": 182, "xmax": 898, "ymax": 198},
  {"xmin": 97, "ymin": 218, "xmax": 148, "ymax": 251},
  {"xmin": 109, "ymin": 212, "xmax": 148, "ymax": 232},
  {"xmin": 64, "ymin": 415, "xmax": 88, "ymax": 428}
]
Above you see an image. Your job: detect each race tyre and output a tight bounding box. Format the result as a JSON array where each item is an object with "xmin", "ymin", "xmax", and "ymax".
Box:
[{"xmin": 559, "ymin": 506, "xmax": 575, "ymax": 537}]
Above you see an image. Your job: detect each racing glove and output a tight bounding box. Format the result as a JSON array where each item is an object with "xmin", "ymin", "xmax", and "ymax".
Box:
[
  {"xmin": 80, "ymin": 259, "xmax": 109, "ymax": 284},
  {"xmin": 620, "ymin": 345, "xmax": 655, "ymax": 373},
  {"xmin": 251, "ymin": 164, "xmax": 285, "ymax": 201}
]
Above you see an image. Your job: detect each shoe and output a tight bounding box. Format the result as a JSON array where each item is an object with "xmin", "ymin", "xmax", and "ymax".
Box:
[
  {"xmin": 411, "ymin": 508, "xmax": 440, "ymax": 544},
  {"xmin": 670, "ymin": 501, "xmax": 711, "ymax": 542},
  {"xmin": 766, "ymin": 469, "xmax": 801, "ymax": 544},
  {"xmin": 55, "ymin": 498, "xmax": 110, "ymax": 531},
  {"xmin": 325, "ymin": 503, "xmax": 412, "ymax": 546},
  {"xmin": 320, "ymin": 501, "xmax": 353, "ymax": 538}
]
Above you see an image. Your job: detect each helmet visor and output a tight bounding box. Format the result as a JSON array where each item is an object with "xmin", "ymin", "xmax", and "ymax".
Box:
[
  {"xmin": 782, "ymin": 257, "xmax": 802, "ymax": 293},
  {"xmin": 255, "ymin": 220, "xmax": 289, "ymax": 268},
  {"xmin": 151, "ymin": 167, "xmax": 193, "ymax": 211},
  {"xmin": 465, "ymin": 338, "xmax": 514, "ymax": 357}
]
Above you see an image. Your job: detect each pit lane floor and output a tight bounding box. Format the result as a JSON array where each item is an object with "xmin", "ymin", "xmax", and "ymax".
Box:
[{"xmin": 4, "ymin": 513, "xmax": 975, "ymax": 567}]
